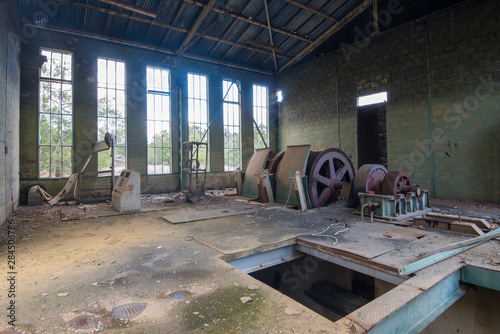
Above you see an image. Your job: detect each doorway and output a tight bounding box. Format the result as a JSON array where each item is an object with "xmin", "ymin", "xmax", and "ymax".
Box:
[{"xmin": 357, "ymin": 102, "xmax": 387, "ymax": 168}]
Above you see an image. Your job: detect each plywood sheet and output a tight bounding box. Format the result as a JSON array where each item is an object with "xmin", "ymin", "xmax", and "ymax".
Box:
[
  {"xmin": 242, "ymin": 148, "xmax": 270, "ymax": 198},
  {"xmin": 162, "ymin": 208, "xmax": 257, "ymax": 224}
]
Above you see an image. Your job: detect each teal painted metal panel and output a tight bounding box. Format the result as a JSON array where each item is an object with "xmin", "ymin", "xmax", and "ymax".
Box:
[
  {"xmin": 461, "ymin": 266, "xmax": 500, "ymax": 291},
  {"xmin": 369, "ymin": 271, "xmax": 467, "ymax": 334}
]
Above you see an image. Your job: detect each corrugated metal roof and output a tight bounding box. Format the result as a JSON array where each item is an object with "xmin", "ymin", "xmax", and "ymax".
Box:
[{"xmin": 17, "ymin": 0, "xmax": 467, "ymax": 74}]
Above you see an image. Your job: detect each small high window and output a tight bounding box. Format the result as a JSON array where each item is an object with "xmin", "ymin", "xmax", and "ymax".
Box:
[{"xmin": 357, "ymin": 92, "xmax": 387, "ymax": 107}]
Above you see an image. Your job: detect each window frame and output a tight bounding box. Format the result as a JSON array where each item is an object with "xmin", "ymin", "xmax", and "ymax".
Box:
[
  {"xmin": 252, "ymin": 84, "xmax": 269, "ymax": 150},
  {"xmin": 97, "ymin": 57, "xmax": 127, "ymax": 175},
  {"xmin": 222, "ymin": 79, "xmax": 241, "ymax": 172},
  {"xmin": 147, "ymin": 66, "xmax": 172, "ymax": 175},
  {"xmin": 38, "ymin": 48, "xmax": 74, "ymax": 179},
  {"xmin": 187, "ymin": 72, "xmax": 209, "ymax": 171}
]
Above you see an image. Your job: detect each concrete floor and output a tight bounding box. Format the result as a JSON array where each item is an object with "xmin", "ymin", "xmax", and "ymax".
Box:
[{"xmin": 1, "ymin": 193, "xmax": 499, "ymax": 333}]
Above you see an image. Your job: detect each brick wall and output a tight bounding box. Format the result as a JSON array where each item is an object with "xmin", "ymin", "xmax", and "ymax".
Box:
[
  {"xmin": 277, "ymin": 0, "xmax": 500, "ymax": 202},
  {"xmin": 0, "ymin": 2, "xmax": 21, "ymax": 224},
  {"xmin": 19, "ymin": 31, "xmax": 276, "ymax": 201}
]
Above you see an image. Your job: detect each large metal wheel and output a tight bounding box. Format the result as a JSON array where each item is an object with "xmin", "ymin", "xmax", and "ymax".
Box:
[
  {"xmin": 353, "ymin": 164, "xmax": 387, "ymax": 195},
  {"xmin": 307, "ymin": 148, "xmax": 355, "ymax": 208},
  {"xmin": 381, "ymin": 170, "xmax": 412, "ymax": 196}
]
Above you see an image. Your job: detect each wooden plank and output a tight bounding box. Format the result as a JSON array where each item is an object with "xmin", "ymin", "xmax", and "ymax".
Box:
[
  {"xmin": 414, "ymin": 217, "xmax": 484, "ymax": 236},
  {"xmin": 425, "ymin": 213, "xmax": 491, "ymax": 230},
  {"xmin": 162, "ymin": 208, "xmax": 257, "ymax": 224}
]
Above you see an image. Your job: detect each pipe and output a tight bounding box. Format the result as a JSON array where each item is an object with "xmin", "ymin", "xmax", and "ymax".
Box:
[
  {"xmin": 425, "ymin": 22, "xmax": 435, "ymax": 197},
  {"xmin": 335, "ymin": 55, "xmax": 341, "ymax": 149},
  {"xmin": 361, "ymin": 201, "xmax": 380, "ymax": 222}
]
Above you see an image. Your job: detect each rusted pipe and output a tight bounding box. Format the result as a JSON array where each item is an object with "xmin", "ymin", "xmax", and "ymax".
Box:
[{"xmin": 361, "ymin": 201, "xmax": 380, "ymax": 222}]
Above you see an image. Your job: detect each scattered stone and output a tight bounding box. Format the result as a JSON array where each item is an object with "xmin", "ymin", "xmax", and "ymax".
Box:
[
  {"xmin": 285, "ymin": 307, "xmax": 303, "ymax": 316},
  {"xmin": 247, "ymin": 284, "xmax": 260, "ymax": 291},
  {"xmin": 240, "ymin": 296, "xmax": 253, "ymax": 304},
  {"xmin": 185, "ymin": 236, "xmax": 194, "ymax": 241},
  {"xmin": 418, "ymin": 225, "xmax": 425, "ymax": 230},
  {"xmin": 57, "ymin": 293, "xmax": 69, "ymax": 297}
]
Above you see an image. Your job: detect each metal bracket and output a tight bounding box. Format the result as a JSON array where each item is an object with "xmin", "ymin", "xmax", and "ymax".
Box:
[
  {"xmin": 293, "ymin": 170, "xmax": 307, "ymax": 211},
  {"xmin": 258, "ymin": 169, "xmax": 274, "ymax": 203}
]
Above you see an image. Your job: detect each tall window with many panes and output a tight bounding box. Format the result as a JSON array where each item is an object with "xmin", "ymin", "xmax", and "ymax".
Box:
[
  {"xmin": 39, "ymin": 49, "xmax": 73, "ymax": 178},
  {"xmin": 97, "ymin": 58, "xmax": 126, "ymax": 175},
  {"xmin": 187, "ymin": 73, "xmax": 208, "ymax": 169},
  {"xmin": 223, "ymin": 79, "xmax": 241, "ymax": 171},
  {"xmin": 147, "ymin": 66, "xmax": 171, "ymax": 174},
  {"xmin": 253, "ymin": 84, "xmax": 269, "ymax": 150}
]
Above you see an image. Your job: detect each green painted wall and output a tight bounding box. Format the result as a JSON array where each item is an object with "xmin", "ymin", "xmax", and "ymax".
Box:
[{"xmin": 277, "ymin": 0, "xmax": 500, "ymax": 202}]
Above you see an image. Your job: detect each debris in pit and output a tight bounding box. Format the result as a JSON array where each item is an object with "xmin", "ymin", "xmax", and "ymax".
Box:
[
  {"xmin": 111, "ymin": 303, "xmax": 147, "ymax": 320},
  {"xmin": 69, "ymin": 315, "xmax": 99, "ymax": 329}
]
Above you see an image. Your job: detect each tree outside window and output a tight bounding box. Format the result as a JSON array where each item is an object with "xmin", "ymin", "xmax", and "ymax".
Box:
[
  {"xmin": 187, "ymin": 73, "xmax": 208, "ymax": 170},
  {"xmin": 97, "ymin": 58, "xmax": 126, "ymax": 175},
  {"xmin": 253, "ymin": 84, "xmax": 269, "ymax": 150},
  {"xmin": 147, "ymin": 66, "xmax": 171, "ymax": 174},
  {"xmin": 223, "ymin": 80, "xmax": 241, "ymax": 171},
  {"xmin": 39, "ymin": 49, "xmax": 73, "ymax": 178}
]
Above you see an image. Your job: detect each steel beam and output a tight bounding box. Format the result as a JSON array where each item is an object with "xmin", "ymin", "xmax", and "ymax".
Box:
[
  {"xmin": 461, "ymin": 266, "xmax": 500, "ymax": 291},
  {"xmin": 365, "ymin": 271, "xmax": 468, "ymax": 334},
  {"xmin": 226, "ymin": 245, "xmax": 303, "ymax": 273}
]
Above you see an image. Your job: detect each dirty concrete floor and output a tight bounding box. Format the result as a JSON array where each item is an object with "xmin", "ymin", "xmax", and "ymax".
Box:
[{"xmin": 0, "ymin": 193, "xmax": 499, "ymax": 334}]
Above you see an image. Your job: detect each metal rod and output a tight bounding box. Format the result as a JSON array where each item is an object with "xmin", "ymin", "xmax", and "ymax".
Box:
[
  {"xmin": 263, "ymin": 0, "xmax": 278, "ymax": 72},
  {"xmin": 182, "ymin": 0, "xmax": 312, "ymax": 43},
  {"xmin": 283, "ymin": 0, "xmax": 337, "ymax": 22},
  {"xmin": 415, "ymin": 229, "xmax": 500, "ymax": 259},
  {"xmin": 335, "ymin": 55, "xmax": 341, "ymax": 149},
  {"xmin": 280, "ymin": 0, "xmax": 371, "ymax": 72},
  {"xmin": 96, "ymin": 0, "xmax": 157, "ymax": 18},
  {"xmin": 178, "ymin": 0, "xmax": 217, "ymax": 53}
]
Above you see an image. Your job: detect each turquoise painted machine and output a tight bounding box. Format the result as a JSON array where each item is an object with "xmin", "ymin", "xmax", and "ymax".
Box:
[{"xmin": 354, "ymin": 164, "xmax": 432, "ymax": 220}]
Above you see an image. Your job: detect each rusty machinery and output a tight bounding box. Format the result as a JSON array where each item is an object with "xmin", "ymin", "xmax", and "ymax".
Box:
[
  {"xmin": 353, "ymin": 165, "xmax": 431, "ymax": 220},
  {"xmin": 238, "ymin": 148, "xmax": 431, "ymax": 219},
  {"xmin": 237, "ymin": 145, "xmax": 355, "ymax": 210}
]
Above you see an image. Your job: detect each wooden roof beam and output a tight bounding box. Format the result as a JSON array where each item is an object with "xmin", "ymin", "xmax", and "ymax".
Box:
[
  {"xmin": 283, "ymin": 0, "xmax": 337, "ymax": 23},
  {"xmin": 72, "ymin": 2, "xmax": 290, "ymax": 59},
  {"xmin": 183, "ymin": 0, "xmax": 313, "ymax": 43},
  {"xmin": 280, "ymin": 0, "xmax": 372, "ymax": 71},
  {"xmin": 96, "ymin": 0, "xmax": 157, "ymax": 18},
  {"xmin": 178, "ymin": 0, "xmax": 217, "ymax": 53}
]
